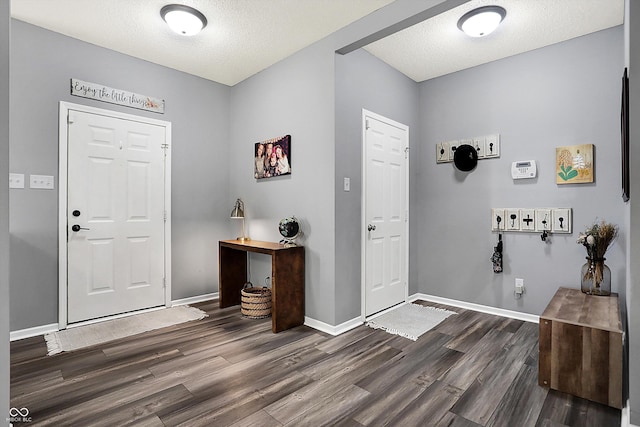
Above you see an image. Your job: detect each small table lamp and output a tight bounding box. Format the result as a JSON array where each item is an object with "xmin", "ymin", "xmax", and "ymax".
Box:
[{"xmin": 230, "ymin": 198, "xmax": 250, "ymax": 242}]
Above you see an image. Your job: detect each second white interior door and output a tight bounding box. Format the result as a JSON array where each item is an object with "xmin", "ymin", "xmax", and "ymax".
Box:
[{"xmin": 363, "ymin": 110, "xmax": 408, "ymax": 317}]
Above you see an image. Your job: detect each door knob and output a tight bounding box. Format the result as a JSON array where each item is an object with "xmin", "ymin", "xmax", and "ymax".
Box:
[
  {"xmin": 71, "ymin": 224, "xmax": 90, "ymax": 232},
  {"xmin": 367, "ymin": 224, "xmax": 376, "ymax": 231}
]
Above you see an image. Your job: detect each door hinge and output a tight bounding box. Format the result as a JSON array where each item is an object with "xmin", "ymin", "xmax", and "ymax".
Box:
[
  {"xmin": 163, "ymin": 277, "xmax": 167, "ymax": 288},
  {"xmin": 164, "ymin": 210, "xmax": 167, "ymax": 222},
  {"xmin": 68, "ymin": 113, "xmax": 74, "ymax": 124},
  {"xmin": 161, "ymin": 143, "xmax": 169, "ymax": 149},
  {"xmin": 404, "ymin": 147, "xmax": 410, "ymax": 159}
]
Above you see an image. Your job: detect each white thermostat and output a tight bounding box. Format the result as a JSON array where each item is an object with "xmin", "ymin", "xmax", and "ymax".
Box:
[{"xmin": 511, "ymin": 160, "xmax": 537, "ymax": 179}]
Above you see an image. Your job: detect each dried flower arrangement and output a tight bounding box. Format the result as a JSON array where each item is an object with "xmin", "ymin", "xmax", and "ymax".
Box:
[{"xmin": 577, "ymin": 220, "xmax": 618, "ymax": 294}]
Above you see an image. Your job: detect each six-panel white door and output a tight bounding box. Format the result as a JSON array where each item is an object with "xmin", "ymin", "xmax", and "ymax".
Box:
[
  {"xmin": 67, "ymin": 110, "xmax": 166, "ymax": 323},
  {"xmin": 363, "ymin": 111, "xmax": 408, "ymax": 316}
]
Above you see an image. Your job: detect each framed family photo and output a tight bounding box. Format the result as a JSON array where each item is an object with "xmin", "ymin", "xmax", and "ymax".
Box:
[{"xmin": 254, "ymin": 135, "xmax": 291, "ymax": 179}]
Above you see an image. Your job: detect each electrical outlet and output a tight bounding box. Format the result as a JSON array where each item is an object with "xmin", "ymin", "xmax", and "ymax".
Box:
[
  {"xmin": 485, "ymin": 134, "xmax": 500, "ymax": 158},
  {"xmin": 436, "ymin": 142, "xmax": 450, "ymax": 163},
  {"xmin": 491, "ymin": 208, "xmax": 505, "ymax": 231},
  {"xmin": 506, "ymin": 209, "xmax": 520, "ymax": 231},
  {"xmin": 535, "ymin": 209, "xmax": 552, "ymax": 232},
  {"xmin": 474, "ymin": 137, "xmax": 486, "ymax": 158},
  {"xmin": 520, "ymin": 209, "xmax": 535, "ymax": 231},
  {"xmin": 552, "ymin": 208, "xmax": 572, "ymax": 233}
]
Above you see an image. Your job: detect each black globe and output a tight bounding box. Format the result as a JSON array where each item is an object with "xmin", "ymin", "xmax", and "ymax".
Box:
[{"xmin": 279, "ymin": 217, "xmax": 300, "ymax": 239}]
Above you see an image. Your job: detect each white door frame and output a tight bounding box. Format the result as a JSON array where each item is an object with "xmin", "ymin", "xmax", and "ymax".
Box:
[
  {"xmin": 360, "ymin": 109, "xmax": 409, "ymax": 320},
  {"xmin": 58, "ymin": 101, "xmax": 172, "ymax": 329}
]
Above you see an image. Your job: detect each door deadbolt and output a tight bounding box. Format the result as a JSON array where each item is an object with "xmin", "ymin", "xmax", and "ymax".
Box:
[{"xmin": 72, "ymin": 210, "xmax": 81, "ymax": 217}]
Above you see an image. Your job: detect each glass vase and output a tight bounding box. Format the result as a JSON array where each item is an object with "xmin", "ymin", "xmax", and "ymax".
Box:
[{"xmin": 580, "ymin": 257, "xmax": 611, "ymax": 296}]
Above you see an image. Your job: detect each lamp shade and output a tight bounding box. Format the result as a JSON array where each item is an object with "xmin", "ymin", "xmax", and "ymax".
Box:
[
  {"xmin": 457, "ymin": 6, "xmax": 506, "ymax": 38},
  {"xmin": 230, "ymin": 199, "xmax": 245, "ymax": 219},
  {"xmin": 161, "ymin": 4, "xmax": 207, "ymax": 36}
]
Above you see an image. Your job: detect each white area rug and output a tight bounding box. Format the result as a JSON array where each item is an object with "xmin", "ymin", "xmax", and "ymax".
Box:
[
  {"xmin": 45, "ymin": 305, "xmax": 208, "ymax": 355},
  {"xmin": 366, "ymin": 303, "xmax": 456, "ymax": 341}
]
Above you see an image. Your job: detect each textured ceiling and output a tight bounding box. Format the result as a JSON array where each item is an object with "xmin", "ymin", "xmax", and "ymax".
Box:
[
  {"xmin": 11, "ymin": 0, "xmax": 626, "ymax": 86},
  {"xmin": 10, "ymin": 0, "xmax": 395, "ymax": 86},
  {"xmin": 364, "ymin": 0, "xmax": 625, "ymax": 82}
]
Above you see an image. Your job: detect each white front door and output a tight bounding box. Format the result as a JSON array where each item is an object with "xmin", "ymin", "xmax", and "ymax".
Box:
[
  {"xmin": 363, "ymin": 110, "xmax": 408, "ymax": 317},
  {"xmin": 66, "ymin": 108, "xmax": 167, "ymax": 323}
]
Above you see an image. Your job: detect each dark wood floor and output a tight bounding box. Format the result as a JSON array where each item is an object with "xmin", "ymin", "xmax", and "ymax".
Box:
[{"xmin": 11, "ymin": 300, "xmax": 620, "ymax": 426}]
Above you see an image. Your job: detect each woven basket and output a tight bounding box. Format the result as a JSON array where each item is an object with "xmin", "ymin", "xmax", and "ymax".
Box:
[{"xmin": 241, "ymin": 286, "xmax": 272, "ymax": 319}]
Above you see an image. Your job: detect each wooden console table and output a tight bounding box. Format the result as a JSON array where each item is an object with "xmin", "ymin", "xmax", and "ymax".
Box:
[
  {"xmin": 539, "ymin": 287, "xmax": 622, "ymax": 408},
  {"xmin": 218, "ymin": 240, "xmax": 304, "ymax": 333}
]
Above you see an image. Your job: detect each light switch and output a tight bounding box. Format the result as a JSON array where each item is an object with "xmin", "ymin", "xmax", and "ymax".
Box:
[
  {"xmin": 552, "ymin": 208, "xmax": 572, "ymax": 233},
  {"xmin": 535, "ymin": 209, "xmax": 551, "ymax": 232},
  {"xmin": 9, "ymin": 173, "xmax": 25, "ymax": 189},
  {"xmin": 491, "ymin": 208, "xmax": 504, "ymax": 231},
  {"xmin": 474, "ymin": 137, "xmax": 486, "ymax": 158},
  {"xmin": 343, "ymin": 177, "xmax": 350, "ymax": 192},
  {"xmin": 485, "ymin": 134, "xmax": 500, "ymax": 158},
  {"xmin": 30, "ymin": 174, "xmax": 55, "ymax": 190},
  {"xmin": 520, "ymin": 209, "xmax": 535, "ymax": 231},
  {"xmin": 506, "ymin": 209, "xmax": 520, "ymax": 231},
  {"xmin": 436, "ymin": 142, "xmax": 450, "ymax": 163}
]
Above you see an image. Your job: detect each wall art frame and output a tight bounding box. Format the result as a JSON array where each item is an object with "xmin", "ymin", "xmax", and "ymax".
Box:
[
  {"xmin": 254, "ymin": 135, "xmax": 291, "ymax": 179},
  {"xmin": 556, "ymin": 144, "xmax": 594, "ymax": 185}
]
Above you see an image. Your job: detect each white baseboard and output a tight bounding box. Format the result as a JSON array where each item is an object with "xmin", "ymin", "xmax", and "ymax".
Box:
[
  {"xmin": 9, "ymin": 293, "xmax": 539, "ymax": 341},
  {"xmin": 621, "ymin": 400, "xmax": 640, "ymax": 427},
  {"xmin": 10, "ymin": 293, "xmax": 219, "ymax": 341},
  {"xmin": 172, "ymin": 292, "xmax": 218, "ymax": 306},
  {"xmin": 305, "ymin": 316, "xmax": 362, "ymax": 336},
  {"xmin": 409, "ymin": 293, "xmax": 540, "ymax": 324},
  {"xmin": 303, "ymin": 293, "xmax": 540, "ymax": 336},
  {"xmin": 10, "ymin": 323, "xmax": 58, "ymax": 341}
]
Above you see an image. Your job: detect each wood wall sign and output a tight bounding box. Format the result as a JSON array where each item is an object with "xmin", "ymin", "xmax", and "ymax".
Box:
[{"xmin": 70, "ymin": 78, "xmax": 165, "ymax": 114}]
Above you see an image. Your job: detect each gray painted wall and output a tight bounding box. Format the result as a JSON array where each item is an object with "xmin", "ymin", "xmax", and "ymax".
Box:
[
  {"xmin": 10, "ymin": 20, "xmax": 231, "ymax": 330},
  {"xmin": 627, "ymin": 0, "xmax": 640, "ymax": 422},
  {"xmin": 416, "ymin": 27, "xmax": 626, "ymax": 316},
  {"xmin": 229, "ymin": 0, "xmax": 450, "ymax": 326},
  {"xmin": 334, "ymin": 49, "xmax": 419, "ymax": 324},
  {"xmin": 1, "ymin": 0, "xmax": 10, "ymax": 423}
]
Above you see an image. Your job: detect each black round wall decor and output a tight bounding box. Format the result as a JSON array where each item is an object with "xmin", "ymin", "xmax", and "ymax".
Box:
[{"xmin": 453, "ymin": 144, "xmax": 478, "ymax": 172}]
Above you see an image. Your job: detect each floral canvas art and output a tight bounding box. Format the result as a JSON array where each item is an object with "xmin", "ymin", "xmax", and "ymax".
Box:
[{"xmin": 556, "ymin": 144, "xmax": 594, "ymax": 184}]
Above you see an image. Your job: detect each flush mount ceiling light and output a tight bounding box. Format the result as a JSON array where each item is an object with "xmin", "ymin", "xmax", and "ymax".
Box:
[
  {"xmin": 161, "ymin": 4, "xmax": 207, "ymax": 36},
  {"xmin": 457, "ymin": 6, "xmax": 506, "ymax": 38}
]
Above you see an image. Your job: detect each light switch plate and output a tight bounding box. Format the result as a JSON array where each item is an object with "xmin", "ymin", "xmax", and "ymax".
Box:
[
  {"xmin": 474, "ymin": 137, "xmax": 486, "ymax": 158},
  {"xmin": 30, "ymin": 174, "xmax": 55, "ymax": 190},
  {"xmin": 506, "ymin": 209, "xmax": 520, "ymax": 231},
  {"xmin": 552, "ymin": 208, "xmax": 572, "ymax": 233},
  {"xmin": 9, "ymin": 173, "xmax": 25, "ymax": 189},
  {"xmin": 535, "ymin": 209, "xmax": 552, "ymax": 232},
  {"xmin": 485, "ymin": 134, "xmax": 500, "ymax": 158},
  {"xmin": 491, "ymin": 208, "xmax": 505, "ymax": 231},
  {"xmin": 520, "ymin": 209, "xmax": 536, "ymax": 231},
  {"xmin": 436, "ymin": 142, "xmax": 450, "ymax": 163},
  {"xmin": 343, "ymin": 177, "xmax": 350, "ymax": 192}
]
